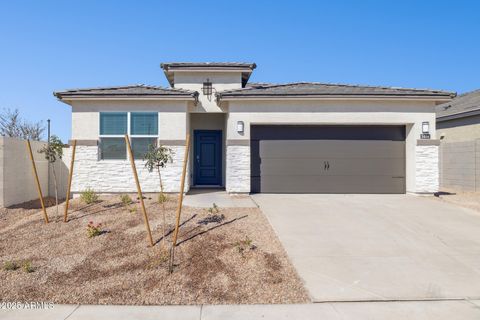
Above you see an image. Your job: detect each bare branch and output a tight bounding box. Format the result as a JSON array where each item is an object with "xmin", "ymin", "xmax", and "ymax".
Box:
[{"xmin": 0, "ymin": 108, "xmax": 45, "ymax": 141}]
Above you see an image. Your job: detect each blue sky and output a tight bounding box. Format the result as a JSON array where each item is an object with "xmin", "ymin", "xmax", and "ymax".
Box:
[{"xmin": 0, "ymin": 0, "xmax": 479, "ymax": 142}]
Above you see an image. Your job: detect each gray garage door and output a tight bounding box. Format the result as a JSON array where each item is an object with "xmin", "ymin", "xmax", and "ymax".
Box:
[{"xmin": 251, "ymin": 125, "xmax": 406, "ymax": 193}]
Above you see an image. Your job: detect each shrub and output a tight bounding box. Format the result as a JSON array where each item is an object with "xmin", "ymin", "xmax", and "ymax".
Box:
[
  {"xmin": 22, "ymin": 260, "xmax": 34, "ymax": 273},
  {"xmin": 3, "ymin": 260, "xmax": 18, "ymax": 271},
  {"xmin": 128, "ymin": 207, "xmax": 137, "ymax": 214},
  {"xmin": 207, "ymin": 203, "xmax": 219, "ymax": 214},
  {"xmin": 234, "ymin": 236, "xmax": 257, "ymax": 255},
  {"xmin": 38, "ymin": 135, "xmax": 64, "ymax": 217},
  {"xmin": 157, "ymin": 193, "xmax": 168, "ymax": 204},
  {"xmin": 80, "ymin": 188, "xmax": 98, "ymax": 204},
  {"xmin": 120, "ymin": 194, "xmax": 133, "ymax": 206},
  {"xmin": 87, "ymin": 221, "xmax": 103, "ymax": 238}
]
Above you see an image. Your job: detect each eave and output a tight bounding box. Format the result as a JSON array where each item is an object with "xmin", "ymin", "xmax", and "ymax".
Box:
[
  {"xmin": 437, "ymin": 106, "xmax": 480, "ymax": 122},
  {"xmin": 55, "ymin": 93, "xmax": 199, "ymax": 105},
  {"xmin": 217, "ymin": 94, "xmax": 454, "ymax": 102}
]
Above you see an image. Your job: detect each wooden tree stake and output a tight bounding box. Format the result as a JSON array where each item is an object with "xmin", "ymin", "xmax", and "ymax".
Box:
[
  {"xmin": 26, "ymin": 140, "xmax": 49, "ymax": 224},
  {"xmin": 63, "ymin": 140, "xmax": 77, "ymax": 222},
  {"xmin": 170, "ymin": 134, "xmax": 191, "ymax": 272},
  {"xmin": 125, "ymin": 135, "xmax": 154, "ymax": 247}
]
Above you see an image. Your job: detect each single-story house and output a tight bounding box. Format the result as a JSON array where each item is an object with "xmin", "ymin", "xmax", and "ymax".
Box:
[
  {"xmin": 436, "ymin": 89, "xmax": 480, "ymax": 142},
  {"xmin": 54, "ymin": 62, "xmax": 454, "ymax": 195}
]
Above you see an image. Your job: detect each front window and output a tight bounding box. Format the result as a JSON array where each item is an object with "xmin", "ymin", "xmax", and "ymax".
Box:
[
  {"xmin": 131, "ymin": 112, "xmax": 158, "ymax": 135},
  {"xmin": 100, "ymin": 138, "xmax": 126, "ymax": 160},
  {"xmin": 131, "ymin": 137, "xmax": 157, "ymax": 159},
  {"xmin": 100, "ymin": 112, "xmax": 127, "ymax": 135},
  {"xmin": 130, "ymin": 112, "xmax": 158, "ymax": 158},
  {"xmin": 99, "ymin": 112, "xmax": 158, "ymax": 160}
]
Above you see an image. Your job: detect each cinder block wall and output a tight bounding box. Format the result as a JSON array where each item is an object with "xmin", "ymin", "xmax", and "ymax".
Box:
[
  {"xmin": 0, "ymin": 137, "xmax": 68, "ymax": 207},
  {"xmin": 439, "ymin": 140, "xmax": 480, "ymax": 192}
]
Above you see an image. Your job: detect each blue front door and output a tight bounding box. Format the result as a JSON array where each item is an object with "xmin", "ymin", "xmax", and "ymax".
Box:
[{"xmin": 194, "ymin": 130, "xmax": 222, "ymax": 185}]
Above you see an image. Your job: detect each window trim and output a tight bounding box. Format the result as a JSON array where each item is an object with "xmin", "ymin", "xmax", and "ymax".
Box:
[{"xmin": 99, "ymin": 111, "xmax": 159, "ymax": 161}]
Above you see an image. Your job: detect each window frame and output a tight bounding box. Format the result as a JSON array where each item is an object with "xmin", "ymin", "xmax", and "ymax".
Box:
[{"xmin": 99, "ymin": 111, "xmax": 159, "ymax": 161}]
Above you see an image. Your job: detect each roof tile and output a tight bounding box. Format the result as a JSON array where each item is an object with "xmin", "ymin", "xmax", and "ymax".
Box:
[
  {"xmin": 436, "ymin": 89, "xmax": 480, "ymax": 119},
  {"xmin": 54, "ymin": 84, "xmax": 197, "ymax": 99},
  {"xmin": 217, "ymin": 82, "xmax": 455, "ymax": 98}
]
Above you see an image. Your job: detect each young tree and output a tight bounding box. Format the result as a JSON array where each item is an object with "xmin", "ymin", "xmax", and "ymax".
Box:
[
  {"xmin": 144, "ymin": 144, "xmax": 173, "ymax": 246},
  {"xmin": 39, "ymin": 135, "xmax": 63, "ymax": 217},
  {"xmin": 0, "ymin": 108, "xmax": 44, "ymax": 140}
]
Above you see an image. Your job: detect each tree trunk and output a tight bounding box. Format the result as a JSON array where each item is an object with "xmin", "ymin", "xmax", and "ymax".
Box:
[
  {"xmin": 158, "ymin": 167, "xmax": 166, "ymax": 248},
  {"xmin": 51, "ymin": 164, "xmax": 59, "ymax": 218}
]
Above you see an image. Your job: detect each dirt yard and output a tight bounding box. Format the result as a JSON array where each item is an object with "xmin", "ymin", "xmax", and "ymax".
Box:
[
  {"xmin": 0, "ymin": 195, "xmax": 309, "ymax": 305},
  {"xmin": 433, "ymin": 191, "xmax": 480, "ymax": 213}
]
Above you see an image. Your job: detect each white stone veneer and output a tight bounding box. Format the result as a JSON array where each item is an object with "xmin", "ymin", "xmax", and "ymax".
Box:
[
  {"xmin": 71, "ymin": 145, "xmax": 189, "ymax": 194},
  {"xmin": 226, "ymin": 145, "xmax": 250, "ymax": 193},
  {"xmin": 415, "ymin": 145, "xmax": 439, "ymax": 193}
]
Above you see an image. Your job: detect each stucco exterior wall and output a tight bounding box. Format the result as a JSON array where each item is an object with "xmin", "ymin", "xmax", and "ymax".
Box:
[
  {"xmin": 0, "ymin": 137, "xmax": 68, "ymax": 207},
  {"xmin": 224, "ymin": 99, "xmax": 438, "ymax": 193},
  {"xmin": 70, "ymin": 100, "xmax": 190, "ymax": 194},
  {"xmin": 174, "ymin": 72, "xmax": 240, "ymax": 113},
  {"xmin": 69, "ymin": 97, "xmax": 439, "ymax": 194},
  {"xmin": 436, "ymin": 115, "xmax": 480, "ymax": 142},
  {"xmin": 71, "ymin": 100, "xmax": 188, "ymax": 140}
]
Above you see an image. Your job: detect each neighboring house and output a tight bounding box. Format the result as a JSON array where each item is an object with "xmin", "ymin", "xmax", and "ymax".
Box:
[
  {"xmin": 54, "ymin": 62, "xmax": 454, "ymax": 195},
  {"xmin": 436, "ymin": 90, "xmax": 480, "ymax": 192},
  {"xmin": 436, "ymin": 89, "xmax": 480, "ymax": 142}
]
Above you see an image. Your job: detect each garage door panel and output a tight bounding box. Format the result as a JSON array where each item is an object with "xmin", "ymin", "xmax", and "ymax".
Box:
[
  {"xmin": 250, "ymin": 125, "xmax": 406, "ymax": 194},
  {"xmin": 258, "ymin": 140, "xmax": 405, "ymax": 159},
  {"xmin": 258, "ymin": 157, "xmax": 405, "ymax": 176},
  {"xmin": 251, "ymin": 125, "xmax": 406, "ymax": 141},
  {"xmin": 251, "ymin": 176, "xmax": 406, "ymax": 193}
]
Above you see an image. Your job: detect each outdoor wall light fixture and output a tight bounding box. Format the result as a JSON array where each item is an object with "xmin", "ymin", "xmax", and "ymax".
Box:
[
  {"xmin": 202, "ymin": 79, "xmax": 213, "ymax": 96},
  {"xmin": 237, "ymin": 121, "xmax": 244, "ymax": 133},
  {"xmin": 422, "ymin": 121, "xmax": 430, "ymax": 133}
]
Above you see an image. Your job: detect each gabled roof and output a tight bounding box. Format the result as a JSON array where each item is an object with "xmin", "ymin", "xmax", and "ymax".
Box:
[
  {"xmin": 160, "ymin": 62, "xmax": 256, "ymax": 87},
  {"xmin": 217, "ymin": 82, "xmax": 455, "ymax": 101},
  {"xmin": 436, "ymin": 89, "xmax": 480, "ymax": 122},
  {"xmin": 54, "ymin": 84, "xmax": 199, "ymax": 101}
]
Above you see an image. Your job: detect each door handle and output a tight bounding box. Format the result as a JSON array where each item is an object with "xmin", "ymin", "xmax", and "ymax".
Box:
[
  {"xmin": 196, "ymin": 155, "xmax": 200, "ymax": 163},
  {"xmin": 324, "ymin": 161, "xmax": 330, "ymax": 170}
]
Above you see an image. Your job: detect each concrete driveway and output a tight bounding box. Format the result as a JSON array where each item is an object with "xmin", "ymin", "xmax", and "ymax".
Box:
[{"xmin": 252, "ymin": 194, "xmax": 480, "ymax": 302}]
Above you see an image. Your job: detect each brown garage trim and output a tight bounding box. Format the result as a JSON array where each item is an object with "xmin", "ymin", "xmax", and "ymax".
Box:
[
  {"xmin": 226, "ymin": 140, "xmax": 250, "ymax": 146},
  {"xmin": 158, "ymin": 140, "xmax": 186, "ymax": 146},
  {"xmin": 417, "ymin": 139, "xmax": 440, "ymax": 146},
  {"xmin": 69, "ymin": 140, "xmax": 98, "ymax": 146}
]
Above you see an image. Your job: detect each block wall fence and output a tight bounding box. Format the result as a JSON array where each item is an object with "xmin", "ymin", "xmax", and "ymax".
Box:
[{"xmin": 439, "ymin": 139, "xmax": 480, "ymax": 192}]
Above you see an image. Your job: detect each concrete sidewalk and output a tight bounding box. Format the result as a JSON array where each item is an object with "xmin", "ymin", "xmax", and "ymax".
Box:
[{"xmin": 2, "ymin": 301, "xmax": 480, "ymax": 319}]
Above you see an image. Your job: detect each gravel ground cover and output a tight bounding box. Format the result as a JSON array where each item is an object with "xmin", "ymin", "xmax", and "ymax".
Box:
[{"xmin": 0, "ymin": 195, "xmax": 309, "ymax": 305}]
